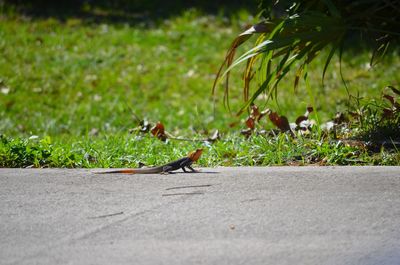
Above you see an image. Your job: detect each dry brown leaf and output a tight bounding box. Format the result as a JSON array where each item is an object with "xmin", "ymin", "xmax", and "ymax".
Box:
[
  {"xmin": 383, "ymin": 94, "xmax": 395, "ymax": 105},
  {"xmin": 295, "ymin": 115, "xmax": 308, "ymax": 126},
  {"xmin": 240, "ymin": 128, "xmax": 253, "ymax": 138},
  {"xmin": 150, "ymin": 122, "xmax": 167, "ymax": 141},
  {"xmin": 258, "ymin": 108, "xmax": 271, "ymax": 122},
  {"xmin": 268, "ymin": 112, "xmax": 291, "ymax": 132},
  {"xmin": 250, "ymin": 105, "xmax": 260, "ymax": 119},
  {"xmin": 245, "ymin": 116, "xmax": 255, "ymax": 129},
  {"xmin": 382, "ymin": 108, "xmax": 394, "ymax": 118}
]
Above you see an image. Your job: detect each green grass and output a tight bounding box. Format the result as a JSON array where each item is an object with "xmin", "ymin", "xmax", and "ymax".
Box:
[
  {"xmin": 1, "ymin": 133, "xmax": 399, "ymax": 168},
  {"xmin": 0, "ymin": 9, "xmax": 399, "ymax": 167}
]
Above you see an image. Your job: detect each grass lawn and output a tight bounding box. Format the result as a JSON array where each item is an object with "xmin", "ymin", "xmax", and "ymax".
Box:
[{"xmin": 0, "ymin": 8, "xmax": 399, "ymax": 167}]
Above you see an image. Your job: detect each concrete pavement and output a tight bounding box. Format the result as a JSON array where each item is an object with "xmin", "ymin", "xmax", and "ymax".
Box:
[{"xmin": 1, "ymin": 166, "xmax": 400, "ymax": 265}]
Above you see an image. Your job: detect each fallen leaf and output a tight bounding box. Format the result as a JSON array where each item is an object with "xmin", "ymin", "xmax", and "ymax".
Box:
[
  {"xmin": 268, "ymin": 112, "xmax": 291, "ymax": 132},
  {"xmin": 151, "ymin": 122, "xmax": 167, "ymax": 141},
  {"xmin": 257, "ymin": 108, "xmax": 271, "ymax": 122},
  {"xmin": 295, "ymin": 106, "xmax": 314, "ymax": 125},
  {"xmin": 245, "ymin": 116, "xmax": 255, "ymax": 129},
  {"xmin": 295, "ymin": 115, "xmax": 308, "ymax": 126},
  {"xmin": 208, "ymin": 130, "xmax": 220, "ymax": 142},
  {"xmin": 334, "ymin": 112, "xmax": 347, "ymax": 124},
  {"xmin": 250, "ymin": 105, "xmax": 260, "ymax": 119},
  {"xmin": 382, "ymin": 108, "xmax": 394, "ymax": 118},
  {"xmin": 240, "ymin": 128, "xmax": 253, "ymax": 138},
  {"xmin": 139, "ymin": 120, "xmax": 151, "ymax": 133},
  {"xmin": 321, "ymin": 121, "xmax": 336, "ymax": 131},
  {"xmin": 383, "ymin": 94, "xmax": 395, "ymax": 105}
]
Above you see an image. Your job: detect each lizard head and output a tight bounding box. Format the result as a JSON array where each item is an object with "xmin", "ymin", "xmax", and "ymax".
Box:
[{"xmin": 188, "ymin": 148, "xmax": 203, "ymax": 162}]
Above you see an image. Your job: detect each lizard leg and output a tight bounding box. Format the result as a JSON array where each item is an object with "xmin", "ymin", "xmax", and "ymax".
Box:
[
  {"xmin": 161, "ymin": 166, "xmax": 173, "ymax": 174},
  {"xmin": 187, "ymin": 165, "xmax": 200, "ymax": 172},
  {"xmin": 186, "ymin": 165, "xmax": 201, "ymax": 173},
  {"xmin": 180, "ymin": 160, "xmax": 191, "ymax": 173}
]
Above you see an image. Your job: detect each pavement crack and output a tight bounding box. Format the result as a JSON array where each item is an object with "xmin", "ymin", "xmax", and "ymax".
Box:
[
  {"xmin": 162, "ymin": 191, "xmax": 204, "ymax": 196},
  {"xmin": 87, "ymin": 211, "xmax": 124, "ymax": 219},
  {"xmin": 7, "ymin": 199, "xmax": 183, "ymax": 265}
]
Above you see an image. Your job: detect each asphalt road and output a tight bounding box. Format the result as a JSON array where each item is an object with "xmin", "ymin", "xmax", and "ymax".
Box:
[{"xmin": 1, "ymin": 167, "xmax": 400, "ymax": 265}]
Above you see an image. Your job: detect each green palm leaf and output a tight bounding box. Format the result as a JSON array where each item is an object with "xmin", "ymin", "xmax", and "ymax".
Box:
[{"xmin": 213, "ymin": 0, "xmax": 400, "ymax": 113}]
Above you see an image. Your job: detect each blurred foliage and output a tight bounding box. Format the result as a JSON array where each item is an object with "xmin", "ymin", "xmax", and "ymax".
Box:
[{"xmin": 2, "ymin": 0, "xmax": 257, "ymax": 23}]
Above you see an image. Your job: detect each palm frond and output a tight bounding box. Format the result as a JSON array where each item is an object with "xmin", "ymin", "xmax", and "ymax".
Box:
[{"xmin": 213, "ymin": 0, "xmax": 400, "ymax": 113}]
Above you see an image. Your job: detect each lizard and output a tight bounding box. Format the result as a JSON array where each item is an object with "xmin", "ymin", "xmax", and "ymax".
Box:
[{"xmin": 93, "ymin": 148, "xmax": 203, "ymax": 174}]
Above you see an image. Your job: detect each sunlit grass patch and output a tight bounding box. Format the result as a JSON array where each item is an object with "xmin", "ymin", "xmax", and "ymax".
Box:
[{"xmin": 0, "ymin": 9, "xmax": 399, "ymax": 167}]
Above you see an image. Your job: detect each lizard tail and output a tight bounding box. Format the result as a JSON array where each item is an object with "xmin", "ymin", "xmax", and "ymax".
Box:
[{"xmin": 93, "ymin": 169, "xmax": 137, "ymax": 174}]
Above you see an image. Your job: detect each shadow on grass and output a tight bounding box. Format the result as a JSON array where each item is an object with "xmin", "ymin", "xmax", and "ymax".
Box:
[{"xmin": 3, "ymin": 0, "xmax": 257, "ymax": 25}]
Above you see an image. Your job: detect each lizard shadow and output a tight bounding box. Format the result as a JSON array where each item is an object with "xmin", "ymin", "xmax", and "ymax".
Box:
[{"xmin": 169, "ymin": 170, "xmax": 220, "ymax": 175}]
